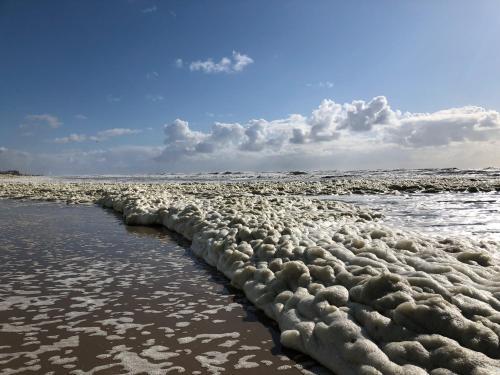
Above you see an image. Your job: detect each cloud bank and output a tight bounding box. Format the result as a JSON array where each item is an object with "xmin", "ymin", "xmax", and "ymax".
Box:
[
  {"xmin": 159, "ymin": 96, "xmax": 500, "ymax": 164},
  {"xmin": 3, "ymin": 97, "xmax": 500, "ymax": 174}
]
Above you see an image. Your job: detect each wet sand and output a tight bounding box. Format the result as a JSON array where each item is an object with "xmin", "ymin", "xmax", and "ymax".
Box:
[{"xmin": 0, "ymin": 199, "xmax": 329, "ymax": 374}]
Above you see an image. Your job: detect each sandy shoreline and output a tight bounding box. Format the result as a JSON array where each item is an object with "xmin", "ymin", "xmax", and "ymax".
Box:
[{"xmin": 1, "ymin": 178, "xmax": 500, "ymax": 374}]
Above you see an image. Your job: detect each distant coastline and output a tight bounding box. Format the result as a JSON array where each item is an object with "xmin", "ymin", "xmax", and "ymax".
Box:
[
  {"xmin": 0, "ymin": 170, "xmax": 23, "ymax": 176},
  {"xmin": 0, "ymin": 170, "xmax": 37, "ymax": 177}
]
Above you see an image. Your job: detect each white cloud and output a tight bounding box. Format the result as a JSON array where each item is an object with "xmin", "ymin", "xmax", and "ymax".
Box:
[
  {"xmin": 75, "ymin": 114, "xmax": 88, "ymax": 120},
  {"xmin": 20, "ymin": 114, "xmax": 62, "ymax": 129},
  {"xmin": 387, "ymin": 107, "xmax": 500, "ymax": 147},
  {"xmin": 142, "ymin": 5, "xmax": 157, "ymax": 13},
  {"xmin": 159, "ymin": 115, "xmax": 304, "ymax": 161},
  {"xmin": 54, "ymin": 134, "xmax": 88, "ymax": 144},
  {"xmin": 175, "ymin": 58, "xmax": 183, "ymax": 68},
  {"xmin": 146, "ymin": 94, "xmax": 164, "ymax": 102},
  {"xmin": 188, "ymin": 51, "xmax": 254, "ymax": 74},
  {"xmin": 310, "ymin": 96, "xmax": 396, "ymax": 133},
  {"xmin": 95, "ymin": 128, "xmax": 141, "ymax": 138},
  {"xmin": 158, "ymin": 96, "xmax": 500, "ymax": 167},
  {"xmin": 54, "ymin": 128, "xmax": 142, "ymax": 144},
  {"xmin": 232, "ymin": 51, "xmax": 254, "ymax": 72}
]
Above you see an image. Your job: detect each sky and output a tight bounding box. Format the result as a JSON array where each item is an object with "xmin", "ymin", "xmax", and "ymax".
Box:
[{"xmin": 1, "ymin": 0, "xmax": 500, "ymax": 174}]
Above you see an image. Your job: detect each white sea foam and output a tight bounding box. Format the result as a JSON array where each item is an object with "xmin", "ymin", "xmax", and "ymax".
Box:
[
  {"xmin": 234, "ymin": 354, "xmax": 259, "ymax": 369},
  {"xmin": 178, "ymin": 332, "xmax": 240, "ymax": 345}
]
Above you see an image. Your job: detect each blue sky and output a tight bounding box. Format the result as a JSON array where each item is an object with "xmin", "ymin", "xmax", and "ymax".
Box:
[{"xmin": 1, "ymin": 0, "xmax": 500, "ymax": 174}]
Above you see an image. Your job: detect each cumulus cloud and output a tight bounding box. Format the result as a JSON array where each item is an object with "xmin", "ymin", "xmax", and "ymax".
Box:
[
  {"xmin": 158, "ymin": 96, "xmax": 500, "ymax": 165},
  {"xmin": 20, "ymin": 114, "xmax": 62, "ymax": 129},
  {"xmin": 188, "ymin": 51, "xmax": 254, "ymax": 74},
  {"xmin": 387, "ymin": 107, "xmax": 500, "ymax": 147},
  {"xmin": 54, "ymin": 128, "xmax": 142, "ymax": 144},
  {"xmin": 159, "ymin": 96, "xmax": 398, "ymax": 161},
  {"xmin": 159, "ymin": 115, "xmax": 308, "ymax": 162},
  {"xmin": 307, "ymin": 96, "xmax": 396, "ymax": 136}
]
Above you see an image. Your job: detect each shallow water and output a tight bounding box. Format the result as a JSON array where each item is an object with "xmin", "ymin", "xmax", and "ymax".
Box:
[
  {"xmin": 0, "ymin": 199, "xmax": 329, "ymax": 374},
  {"xmin": 325, "ymin": 191, "xmax": 500, "ymax": 242}
]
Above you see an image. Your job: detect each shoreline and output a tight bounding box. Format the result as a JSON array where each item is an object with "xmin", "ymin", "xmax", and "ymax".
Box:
[{"xmin": 1, "ymin": 179, "xmax": 500, "ymax": 374}]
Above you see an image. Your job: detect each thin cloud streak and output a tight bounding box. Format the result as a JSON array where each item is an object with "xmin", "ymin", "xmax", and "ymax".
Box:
[
  {"xmin": 142, "ymin": 5, "xmax": 157, "ymax": 13},
  {"xmin": 20, "ymin": 114, "xmax": 62, "ymax": 129},
  {"xmin": 306, "ymin": 81, "xmax": 334, "ymax": 88},
  {"xmin": 146, "ymin": 94, "xmax": 164, "ymax": 102},
  {"xmin": 54, "ymin": 128, "xmax": 142, "ymax": 144}
]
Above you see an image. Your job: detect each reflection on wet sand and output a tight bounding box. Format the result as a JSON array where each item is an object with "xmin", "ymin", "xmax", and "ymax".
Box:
[{"xmin": 0, "ymin": 200, "xmax": 329, "ymax": 374}]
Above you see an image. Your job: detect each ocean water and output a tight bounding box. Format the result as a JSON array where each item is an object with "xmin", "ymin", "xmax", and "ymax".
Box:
[
  {"xmin": 0, "ymin": 199, "xmax": 328, "ymax": 374},
  {"xmin": 325, "ymin": 191, "xmax": 500, "ymax": 242},
  {"xmin": 36, "ymin": 167, "xmax": 500, "ymax": 184},
  {"xmin": 5, "ymin": 168, "xmax": 499, "ymax": 243}
]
